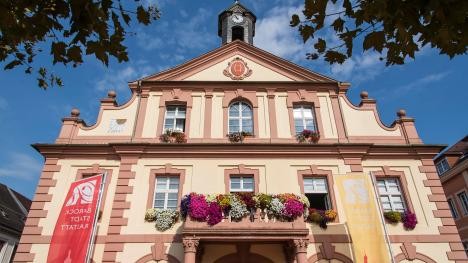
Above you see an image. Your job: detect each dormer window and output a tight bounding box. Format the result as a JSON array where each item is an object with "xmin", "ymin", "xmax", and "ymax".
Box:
[
  {"xmin": 293, "ymin": 105, "xmax": 317, "ymax": 134},
  {"xmin": 164, "ymin": 105, "xmax": 186, "ymax": 132},
  {"xmin": 436, "ymin": 158, "xmax": 450, "ymax": 176},
  {"xmin": 228, "ymin": 101, "xmax": 253, "ymax": 134}
]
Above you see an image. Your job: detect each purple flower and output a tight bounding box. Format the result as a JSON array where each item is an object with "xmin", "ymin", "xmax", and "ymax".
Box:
[
  {"xmin": 282, "ymin": 199, "xmax": 304, "ymax": 219},
  {"xmin": 180, "ymin": 194, "xmax": 191, "ymax": 219},
  {"xmin": 206, "ymin": 202, "xmax": 223, "ymax": 226},
  {"xmin": 402, "ymin": 211, "xmax": 417, "ymax": 230},
  {"xmin": 189, "ymin": 194, "xmax": 208, "ymax": 221}
]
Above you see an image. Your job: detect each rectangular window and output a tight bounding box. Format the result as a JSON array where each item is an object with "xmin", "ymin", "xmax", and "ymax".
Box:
[
  {"xmin": 230, "ymin": 176, "xmax": 254, "ymax": 193},
  {"xmin": 293, "ymin": 105, "xmax": 316, "ymax": 134},
  {"xmin": 154, "ymin": 176, "xmax": 179, "ymax": 210},
  {"xmin": 458, "ymin": 192, "xmax": 468, "ymax": 215},
  {"xmin": 436, "ymin": 158, "xmax": 450, "ymax": 176},
  {"xmin": 164, "ymin": 106, "xmax": 186, "ymax": 132},
  {"xmin": 448, "ymin": 198, "xmax": 459, "ymax": 219},
  {"xmin": 376, "ymin": 178, "xmax": 406, "ymax": 212},
  {"xmin": 304, "ymin": 177, "xmax": 330, "ymax": 210}
]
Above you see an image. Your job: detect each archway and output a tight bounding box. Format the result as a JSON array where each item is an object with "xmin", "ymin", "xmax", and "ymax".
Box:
[{"xmin": 214, "ymin": 252, "xmax": 273, "ymax": 263}]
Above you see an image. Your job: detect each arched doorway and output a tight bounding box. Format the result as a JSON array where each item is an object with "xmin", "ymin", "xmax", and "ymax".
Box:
[{"xmin": 214, "ymin": 252, "xmax": 273, "ymax": 263}]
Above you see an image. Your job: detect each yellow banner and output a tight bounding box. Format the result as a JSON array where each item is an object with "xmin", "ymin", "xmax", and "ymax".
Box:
[{"xmin": 336, "ymin": 173, "xmax": 391, "ymax": 263}]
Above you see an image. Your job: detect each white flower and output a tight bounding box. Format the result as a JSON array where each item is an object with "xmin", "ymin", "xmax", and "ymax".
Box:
[
  {"xmin": 153, "ymin": 209, "xmax": 179, "ymax": 231},
  {"xmin": 145, "ymin": 208, "xmax": 157, "ymax": 222},
  {"xmin": 229, "ymin": 195, "xmax": 248, "ymax": 220},
  {"xmin": 206, "ymin": 194, "xmax": 217, "ymax": 203},
  {"xmin": 300, "ymin": 194, "xmax": 310, "ymax": 208},
  {"xmin": 269, "ymin": 198, "xmax": 284, "ymax": 217}
]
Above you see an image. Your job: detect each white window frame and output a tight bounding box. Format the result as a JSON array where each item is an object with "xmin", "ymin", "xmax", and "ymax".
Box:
[
  {"xmin": 376, "ymin": 178, "xmax": 406, "ymax": 212},
  {"xmin": 436, "ymin": 158, "xmax": 450, "ymax": 176},
  {"xmin": 448, "ymin": 198, "xmax": 459, "ymax": 219},
  {"xmin": 228, "ymin": 101, "xmax": 253, "ymax": 134},
  {"xmin": 293, "ymin": 105, "xmax": 316, "ymax": 133},
  {"xmin": 153, "ymin": 176, "xmax": 179, "ymax": 210},
  {"xmin": 458, "ymin": 191, "xmax": 468, "ymax": 215},
  {"xmin": 163, "ymin": 105, "xmax": 186, "ymax": 132},
  {"xmin": 303, "ymin": 177, "xmax": 331, "ymax": 209},
  {"xmin": 230, "ymin": 176, "xmax": 254, "ymax": 193}
]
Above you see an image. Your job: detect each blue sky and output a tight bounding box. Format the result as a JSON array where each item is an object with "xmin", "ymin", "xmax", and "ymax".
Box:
[{"xmin": 0, "ymin": 0, "xmax": 467, "ymax": 198}]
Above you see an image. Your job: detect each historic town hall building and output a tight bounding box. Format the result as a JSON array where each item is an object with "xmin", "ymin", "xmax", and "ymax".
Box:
[{"xmin": 15, "ymin": 2, "xmax": 467, "ymax": 263}]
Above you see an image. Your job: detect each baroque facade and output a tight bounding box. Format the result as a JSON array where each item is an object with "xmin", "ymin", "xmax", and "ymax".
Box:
[{"xmin": 15, "ymin": 2, "xmax": 467, "ymax": 263}]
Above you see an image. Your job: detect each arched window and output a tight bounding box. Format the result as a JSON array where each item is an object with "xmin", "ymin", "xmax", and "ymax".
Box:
[
  {"xmin": 232, "ymin": 26, "xmax": 244, "ymax": 41},
  {"xmin": 228, "ymin": 101, "xmax": 253, "ymax": 134}
]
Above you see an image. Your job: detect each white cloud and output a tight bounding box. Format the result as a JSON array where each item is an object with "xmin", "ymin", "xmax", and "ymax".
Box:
[
  {"xmin": 0, "ymin": 153, "xmax": 42, "ymax": 180},
  {"xmin": 330, "ymin": 51, "xmax": 384, "ymax": 83},
  {"xmin": 254, "ymin": 5, "xmax": 304, "ymax": 61},
  {"xmin": 95, "ymin": 62, "xmax": 155, "ymax": 92},
  {"xmin": 0, "ymin": 96, "xmax": 7, "ymax": 110},
  {"xmin": 390, "ymin": 71, "xmax": 450, "ymax": 97}
]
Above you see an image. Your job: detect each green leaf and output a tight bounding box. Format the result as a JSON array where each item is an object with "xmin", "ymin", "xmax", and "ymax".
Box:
[
  {"xmin": 363, "ymin": 31, "xmax": 385, "ymax": 52},
  {"xmin": 331, "ymin": 17, "xmax": 345, "ymax": 32},
  {"xmin": 290, "ymin": 14, "xmax": 300, "ymax": 27},
  {"xmin": 324, "ymin": 51, "xmax": 347, "ymax": 64},
  {"xmin": 137, "ymin": 6, "xmax": 150, "ymax": 25},
  {"xmin": 314, "ymin": 38, "xmax": 326, "ymax": 53},
  {"xmin": 4, "ymin": 60, "xmax": 22, "ymax": 70}
]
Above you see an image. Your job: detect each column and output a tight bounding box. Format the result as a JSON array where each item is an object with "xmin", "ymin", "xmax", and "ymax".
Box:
[
  {"xmin": 293, "ymin": 238, "xmax": 309, "ymax": 263},
  {"xmin": 183, "ymin": 237, "xmax": 199, "ymax": 263},
  {"xmin": 266, "ymin": 89, "xmax": 278, "ymax": 138}
]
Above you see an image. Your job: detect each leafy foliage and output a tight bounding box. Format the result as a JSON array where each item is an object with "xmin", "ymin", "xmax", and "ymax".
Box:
[
  {"xmin": 291, "ymin": 0, "xmax": 467, "ymax": 66},
  {"xmin": 0, "ymin": 0, "xmax": 160, "ymax": 89}
]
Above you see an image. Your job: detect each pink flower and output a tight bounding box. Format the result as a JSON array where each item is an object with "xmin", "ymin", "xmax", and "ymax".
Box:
[
  {"xmin": 189, "ymin": 194, "xmax": 208, "ymax": 221},
  {"xmin": 206, "ymin": 202, "xmax": 223, "ymax": 226},
  {"xmin": 402, "ymin": 211, "xmax": 417, "ymax": 230},
  {"xmin": 282, "ymin": 199, "xmax": 304, "ymax": 219}
]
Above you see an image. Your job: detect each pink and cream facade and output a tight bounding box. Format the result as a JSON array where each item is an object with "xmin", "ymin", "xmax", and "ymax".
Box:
[{"xmin": 15, "ymin": 3, "xmax": 467, "ymax": 263}]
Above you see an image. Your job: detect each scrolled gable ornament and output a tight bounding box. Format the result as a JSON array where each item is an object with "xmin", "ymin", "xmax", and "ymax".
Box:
[{"xmin": 223, "ymin": 57, "xmax": 253, "ymax": 80}]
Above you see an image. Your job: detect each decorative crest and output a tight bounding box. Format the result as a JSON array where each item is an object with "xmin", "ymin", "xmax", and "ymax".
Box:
[{"xmin": 223, "ymin": 57, "xmax": 253, "ymax": 80}]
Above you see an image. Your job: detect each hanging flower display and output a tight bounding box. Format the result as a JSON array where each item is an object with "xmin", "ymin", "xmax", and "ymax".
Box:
[
  {"xmin": 402, "ymin": 211, "xmax": 417, "ymax": 230},
  {"xmin": 159, "ymin": 129, "xmax": 187, "ymax": 143},
  {"xmin": 145, "ymin": 192, "xmax": 339, "ymax": 231},
  {"xmin": 229, "ymin": 195, "xmax": 249, "ymax": 220},
  {"xmin": 282, "ymin": 199, "xmax": 304, "ymax": 219},
  {"xmin": 189, "ymin": 194, "xmax": 209, "ymax": 221},
  {"xmin": 206, "ymin": 202, "xmax": 223, "ymax": 226},
  {"xmin": 382, "ymin": 210, "xmax": 417, "ymax": 230},
  {"xmin": 144, "ymin": 208, "xmax": 179, "ymax": 231},
  {"xmin": 295, "ymin": 129, "xmax": 320, "ymax": 143}
]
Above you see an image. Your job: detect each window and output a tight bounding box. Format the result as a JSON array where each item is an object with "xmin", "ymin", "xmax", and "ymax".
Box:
[
  {"xmin": 376, "ymin": 179, "xmax": 406, "ymax": 212},
  {"xmin": 304, "ymin": 177, "xmax": 330, "ymax": 210},
  {"xmin": 463, "ymin": 242, "xmax": 468, "ymax": 256},
  {"xmin": 436, "ymin": 158, "xmax": 450, "ymax": 176},
  {"xmin": 228, "ymin": 101, "xmax": 253, "ymax": 134},
  {"xmin": 154, "ymin": 176, "xmax": 179, "ymax": 210},
  {"xmin": 458, "ymin": 192, "xmax": 468, "ymax": 215},
  {"xmin": 448, "ymin": 198, "xmax": 459, "ymax": 219},
  {"xmin": 230, "ymin": 176, "xmax": 254, "ymax": 193},
  {"xmin": 232, "ymin": 26, "xmax": 244, "ymax": 41},
  {"xmin": 164, "ymin": 106, "xmax": 186, "ymax": 132},
  {"xmin": 293, "ymin": 105, "xmax": 316, "ymax": 133}
]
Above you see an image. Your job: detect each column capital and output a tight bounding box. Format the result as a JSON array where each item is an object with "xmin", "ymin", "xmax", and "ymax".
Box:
[
  {"xmin": 293, "ymin": 238, "xmax": 309, "ymax": 253},
  {"xmin": 183, "ymin": 237, "xmax": 199, "ymax": 253}
]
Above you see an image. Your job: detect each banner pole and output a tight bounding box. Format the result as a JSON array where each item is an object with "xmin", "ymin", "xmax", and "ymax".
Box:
[
  {"xmin": 370, "ymin": 172, "xmax": 396, "ymax": 263},
  {"xmin": 85, "ymin": 172, "xmax": 107, "ymax": 263}
]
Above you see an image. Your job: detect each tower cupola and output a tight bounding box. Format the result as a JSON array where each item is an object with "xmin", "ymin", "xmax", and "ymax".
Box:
[{"xmin": 218, "ymin": 1, "xmax": 256, "ymax": 45}]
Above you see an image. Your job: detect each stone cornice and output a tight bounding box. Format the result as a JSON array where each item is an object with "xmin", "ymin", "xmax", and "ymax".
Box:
[{"xmin": 32, "ymin": 143, "xmax": 445, "ymax": 160}]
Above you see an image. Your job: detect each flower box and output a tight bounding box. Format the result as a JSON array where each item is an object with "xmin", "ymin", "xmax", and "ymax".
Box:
[
  {"xmin": 296, "ymin": 130, "xmax": 320, "ymax": 143},
  {"xmin": 159, "ymin": 130, "xmax": 187, "ymax": 143}
]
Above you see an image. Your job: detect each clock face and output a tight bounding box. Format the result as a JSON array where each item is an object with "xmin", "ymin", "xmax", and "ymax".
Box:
[{"xmin": 231, "ymin": 13, "xmax": 244, "ymax": 23}]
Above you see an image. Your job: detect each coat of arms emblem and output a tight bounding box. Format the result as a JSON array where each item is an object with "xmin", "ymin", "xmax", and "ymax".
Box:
[{"xmin": 223, "ymin": 57, "xmax": 253, "ymax": 80}]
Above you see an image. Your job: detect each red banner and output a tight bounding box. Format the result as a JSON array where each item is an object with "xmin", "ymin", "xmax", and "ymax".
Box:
[{"xmin": 47, "ymin": 175, "xmax": 103, "ymax": 263}]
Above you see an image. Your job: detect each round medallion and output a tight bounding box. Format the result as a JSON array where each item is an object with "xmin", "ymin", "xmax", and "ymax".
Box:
[{"xmin": 230, "ymin": 61, "xmax": 246, "ymax": 77}]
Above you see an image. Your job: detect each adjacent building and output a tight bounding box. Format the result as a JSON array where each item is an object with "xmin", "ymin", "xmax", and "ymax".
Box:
[
  {"xmin": 0, "ymin": 183, "xmax": 31, "ymax": 263},
  {"xmin": 436, "ymin": 136, "xmax": 468, "ymax": 253},
  {"xmin": 14, "ymin": 2, "xmax": 467, "ymax": 263}
]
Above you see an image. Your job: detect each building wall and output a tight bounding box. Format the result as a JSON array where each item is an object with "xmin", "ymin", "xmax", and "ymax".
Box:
[{"xmin": 19, "ymin": 157, "xmax": 461, "ymax": 262}]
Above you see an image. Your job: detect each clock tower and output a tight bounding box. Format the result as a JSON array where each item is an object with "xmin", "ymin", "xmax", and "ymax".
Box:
[{"xmin": 218, "ymin": 1, "xmax": 256, "ymax": 45}]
